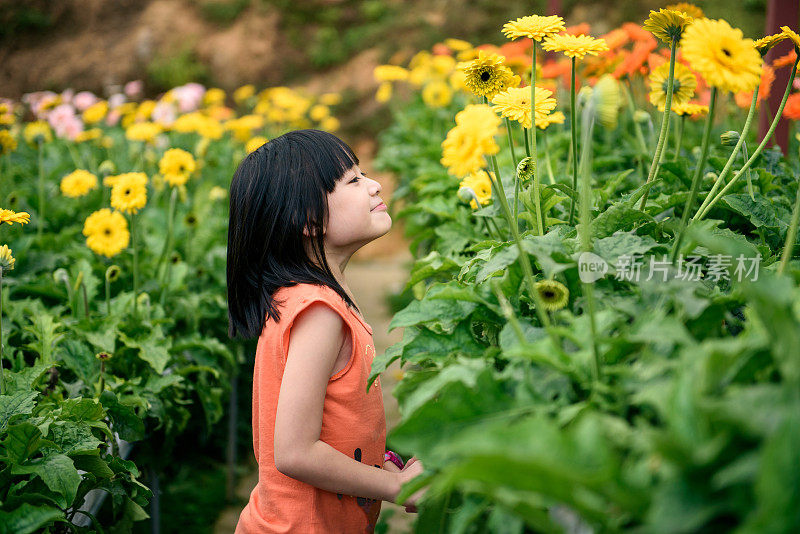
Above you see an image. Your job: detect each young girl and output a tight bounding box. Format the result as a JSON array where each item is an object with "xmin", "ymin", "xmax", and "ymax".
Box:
[{"xmin": 228, "ymin": 129, "xmax": 425, "ymax": 533}]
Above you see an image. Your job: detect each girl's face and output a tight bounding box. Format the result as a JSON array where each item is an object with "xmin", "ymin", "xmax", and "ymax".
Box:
[{"xmin": 314, "ymin": 164, "xmax": 391, "ymax": 252}]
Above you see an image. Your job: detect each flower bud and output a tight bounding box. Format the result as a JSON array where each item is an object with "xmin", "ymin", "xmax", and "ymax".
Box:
[
  {"xmin": 720, "ymin": 131, "xmax": 740, "ymax": 146},
  {"xmin": 516, "ymin": 157, "xmax": 536, "ymax": 183},
  {"xmin": 633, "ymin": 110, "xmax": 650, "ymax": 124},
  {"xmin": 95, "ymin": 351, "xmax": 113, "ymax": 361},
  {"xmin": 98, "ymin": 159, "xmax": 116, "ymax": 177},
  {"xmin": 105, "ymin": 265, "xmax": 121, "ymax": 282},
  {"xmin": 457, "ymin": 186, "xmax": 476, "ymax": 204}
]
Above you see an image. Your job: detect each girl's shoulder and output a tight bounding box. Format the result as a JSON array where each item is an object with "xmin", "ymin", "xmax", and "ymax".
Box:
[{"xmin": 273, "ymin": 282, "xmax": 344, "ymax": 312}]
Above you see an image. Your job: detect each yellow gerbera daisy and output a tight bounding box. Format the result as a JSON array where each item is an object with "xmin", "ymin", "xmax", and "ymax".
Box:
[
  {"xmin": 0, "ymin": 244, "xmax": 14, "ymax": 270},
  {"xmin": 60, "ymin": 170, "xmax": 99, "ymax": 198},
  {"xmin": 233, "ymin": 84, "xmax": 255, "ymax": 103},
  {"xmin": 319, "ymin": 93, "xmax": 342, "ymax": 106},
  {"xmin": 375, "ymin": 82, "xmax": 392, "ymax": 103},
  {"xmin": 422, "ymin": 81, "xmax": 453, "ymax": 108},
  {"xmin": 459, "ymin": 170, "xmax": 495, "ymax": 209},
  {"xmin": 204, "ymin": 88, "xmax": 226, "ymax": 107},
  {"xmin": 110, "ymin": 172, "xmax": 148, "ymax": 214},
  {"xmin": 502, "ymin": 15, "xmax": 566, "ymax": 42},
  {"xmin": 82, "ymin": 208, "xmax": 130, "ymax": 258},
  {"xmin": 0, "ymin": 208, "xmax": 30, "ymax": 226},
  {"xmin": 245, "ymin": 136, "xmax": 268, "ymax": 154},
  {"xmin": 82, "ymin": 101, "xmax": 108, "ymax": 124},
  {"xmin": 593, "ymin": 74, "xmax": 623, "ymax": 129},
  {"xmin": 0, "ymin": 129, "xmax": 17, "ymax": 155},
  {"xmin": 374, "ymin": 65, "xmax": 410, "ymax": 82},
  {"xmin": 320, "ymin": 117, "xmax": 340, "ymax": 131},
  {"xmin": 309, "ymin": 104, "xmax": 330, "ymax": 121},
  {"xmin": 665, "ymin": 3, "xmax": 704, "ymax": 19},
  {"xmin": 209, "ymin": 186, "xmax": 228, "ymax": 201},
  {"xmin": 491, "ymin": 86, "xmax": 557, "ymax": 129},
  {"xmin": 74, "ymin": 128, "xmax": 103, "ymax": 143},
  {"xmin": 780, "ymin": 26, "xmax": 800, "ymax": 51},
  {"xmin": 23, "ymin": 121, "xmax": 53, "ymax": 146},
  {"xmin": 642, "ymin": 8, "xmax": 693, "ymax": 43},
  {"xmin": 671, "ymin": 101, "xmax": 709, "ymax": 116},
  {"xmin": 541, "ymin": 34, "xmax": 609, "ymax": 60},
  {"xmin": 648, "ymin": 61, "xmax": 697, "ymax": 110},
  {"xmin": 535, "ymin": 279, "xmax": 569, "ymax": 311},
  {"xmin": 459, "ymin": 50, "xmax": 521, "ymax": 99},
  {"xmin": 125, "ymin": 122, "xmax": 162, "ymax": 144},
  {"xmin": 536, "ymin": 110, "xmax": 566, "ymax": 129},
  {"xmin": 441, "ymin": 104, "xmax": 501, "ymax": 177},
  {"xmin": 680, "ymin": 18, "xmax": 762, "ymax": 94},
  {"xmin": 159, "ymin": 148, "xmax": 197, "ymax": 187},
  {"xmin": 754, "ymin": 33, "xmax": 788, "ymax": 56}
]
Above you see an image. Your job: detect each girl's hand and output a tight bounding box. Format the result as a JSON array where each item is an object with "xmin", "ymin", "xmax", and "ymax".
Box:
[
  {"xmin": 395, "ymin": 457, "xmax": 427, "ymax": 513},
  {"xmin": 382, "ymin": 459, "xmax": 402, "ymax": 473}
]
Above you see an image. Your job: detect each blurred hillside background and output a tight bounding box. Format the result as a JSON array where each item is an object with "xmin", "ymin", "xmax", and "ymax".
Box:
[{"xmin": 0, "ymin": 0, "xmax": 768, "ymax": 142}]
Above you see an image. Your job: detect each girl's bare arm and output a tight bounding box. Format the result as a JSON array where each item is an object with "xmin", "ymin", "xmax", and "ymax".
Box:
[{"xmin": 273, "ymin": 301, "xmax": 401, "ymax": 502}]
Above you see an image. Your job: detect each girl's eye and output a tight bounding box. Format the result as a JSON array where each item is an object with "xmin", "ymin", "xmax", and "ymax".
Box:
[{"xmin": 350, "ymin": 177, "xmax": 360, "ymax": 183}]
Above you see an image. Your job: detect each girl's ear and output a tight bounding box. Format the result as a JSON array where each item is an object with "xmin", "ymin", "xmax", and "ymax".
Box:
[{"xmin": 302, "ymin": 224, "xmax": 325, "ymax": 237}]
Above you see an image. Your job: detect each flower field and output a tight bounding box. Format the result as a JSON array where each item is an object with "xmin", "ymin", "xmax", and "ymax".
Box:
[
  {"xmin": 370, "ymin": 6, "xmax": 800, "ymax": 533},
  {"xmin": 0, "ymin": 83, "xmax": 342, "ymax": 531},
  {"xmin": 1, "ymin": 2, "xmax": 800, "ymax": 533}
]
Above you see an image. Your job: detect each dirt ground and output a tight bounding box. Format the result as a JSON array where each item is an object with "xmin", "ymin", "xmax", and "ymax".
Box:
[{"xmin": 213, "ymin": 142, "xmax": 418, "ymax": 533}]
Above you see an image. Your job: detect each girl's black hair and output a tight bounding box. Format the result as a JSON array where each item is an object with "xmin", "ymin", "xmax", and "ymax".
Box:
[{"xmin": 226, "ymin": 128, "xmax": 362, "ymax": 339}]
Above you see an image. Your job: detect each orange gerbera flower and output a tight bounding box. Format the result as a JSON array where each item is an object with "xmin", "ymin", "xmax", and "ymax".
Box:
[
  {"xmin": 614, "ymin": 38, "xmax": 658, "ymax": 78},
  {"xmin": 782, "ymin": 92, "xmax": 800, "ymax": 120},
  {"xmin": 772, "ymin": 49, "xmax": 797, "ymax": 69},
  {"xmin": 602, "ymin": 28, "xmax": 630, "ymax": 51},
  {"xmin": 735, "ymin": 65, "xmax": 775, "ymax": 108},
  {"xmin": 623, "ymin": 22, "xmax": 654, "ymax": 43},
  {"xmin": 562, "ymin": 23, "xmax": 591, "ymax": 36}
]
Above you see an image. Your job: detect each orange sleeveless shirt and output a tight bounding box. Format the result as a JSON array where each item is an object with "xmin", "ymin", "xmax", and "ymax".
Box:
[{"xmin": 236, "ymin": 282, "xmax": 387, "ymax": 534}]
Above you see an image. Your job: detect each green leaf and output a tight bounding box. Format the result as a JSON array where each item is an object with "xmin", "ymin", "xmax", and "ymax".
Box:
[
  {"xmin": 0, "ymin": 391, "xmax": 39, "ymax": 432},
  {"xmin": 588, "ymin": 202, "xmax": 655, "ymax": 239},
  {"xmin": 99, "ymin": 391, "xmax": 145, "ymax": 442},
  {"xmin": 72, "ymin": 450, "xmax": 115, "ymax": 478},
  {"xmin": 47, "ymin": 420, "xmax": 104, "ymax": 455},
  {"xmin": 593, "ymin": 230, "xmax": 663, "ymax": 266},
  {"xmin": 406, "ymin": 251, "xmax": 461, "ymax": 289},
  {"xmin": 1, "ymin": 362, "xmax": 51, "ymax": 394},
  {"xmin": 2, "ymin": 422, "xmax": 44, "ymax": 463},
  {"xmin": 10, "ymin": 453, "xmax": 81, "ymax": 509},
  {"xmin": 720, "ymin": 193, "xmax": 791, "ymax": 234},
  {"xmin": 118, "ymin": 326, "xmax": 172, "ymax": 374},
  {"xmin": 0, "ymin": 503, "xmax": 63, "ymax": 534},
  {"xmin": 389, "ymin": 295, "xmax": 477, "ymax": 335},
  {"xmin": 58, "ymin": 398, "xmax": 106, "ymax": 423},
  {"xmin": 22, "ymin": 312, "xmax": 64, "ymax": 365}
]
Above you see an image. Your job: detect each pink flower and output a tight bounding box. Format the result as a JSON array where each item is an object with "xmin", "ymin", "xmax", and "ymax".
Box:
[
  {"xmin": 124, "ymin": 80, "xmax": 144, "ymax": 99},
  {"xmin": 151, "ymin": 101, "xmax": 176, "ymax": 126},
  {"xmin": 60, "ymin": 88, "xmax": 75, "ymax": 105},
  {"xmin": 106, "ymin": 109, "xmax": 122, "ymax": 126},
  {"xmin": 23, "ymin": 91, "xmax": 59, "ymax": 119},
  {"xmin": 73, "ymin": 91, "xmax": 100, "ymax": 111},
  {"xmin": 47, "ymin": 104, "xmax": 85, "ymax": 139},
  {"xmin": 108, "ymin": 93, "xmax": 127, "ymax": 109},
  {"xmin": 172, "ymin": 83, "xmax": 206, "ymax": 113}
]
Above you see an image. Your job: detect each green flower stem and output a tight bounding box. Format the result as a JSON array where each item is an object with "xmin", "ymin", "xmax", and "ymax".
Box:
[
  {"xmin": 504, "ymin": 117, "xmax": 519, "ymax": 169},
  {"xmin": 523, "ymin": 127, "xmax": 531, "ymax": 157},
  {"xmin": 99, "ymin": 361, "xmax": 105, "ymax": 396},
  {"xmin": 131, "ymin": 213, "xmax": 139, "ymax": 316},
  {"xmin": 37, "ymin": 143, "xmax": 45, "ymax": 239},
  {"xmin": 743, "ymin": 138, "xmax": 754, "ymax": 200},
  {"xmin": 694, "ymin": 88, "xmax": 759, "ymax": 218},
  {"xmin": 105, "ymin": 271, "xmax": 111, "ymax": 317},
  {"xmin": 505, "ymin": 118, "xmax": 521, "ymax": 224},
  {"xmin": 671, "ymin": 114, "xmax": 685, "ymax": 161},
  {"xmin": 695, "ymin": 57, "xmax": 798, "ymax": 222},
  {"xmin": 568, "ymin": 57, "xmax": 579, "ymax": 226},
  {"xmin": 485, "ymin": 153, "xmax": 557, "ymax": 344},
  {"xmin": 541, "ymin": 129, "xmax": 555, "ymax": 185},
  {"xmin": 670, "ymin": 87, "xmax": 718, "ymax": 263},
  {"xmin": 623, "ymin": 81, "xmax": 650, "ymax": 158},
  {"xmin": 155, "ymin": 187, "xmax": 178, "ymax": 283},
  {"xmin": 0, "ymin": 266, "xmax": 4, "ymax": 395},
  {"xmin": 778, "ymin": 177, "xmax": 800, "ymax": 275},
  {"xmin": 638, "ymin": 36, "xmax": 678, "ymax": 211},
  {"xmin": 578, "ymin": 98, "xmax": 601, "ymax": 385},
  {"xmin": 489, "ymin": 278, "xmax": 527, "ymax": 344},
  {"xmin": 530, "ymin": 41, "xmax": 544, "ymax": 235}
]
